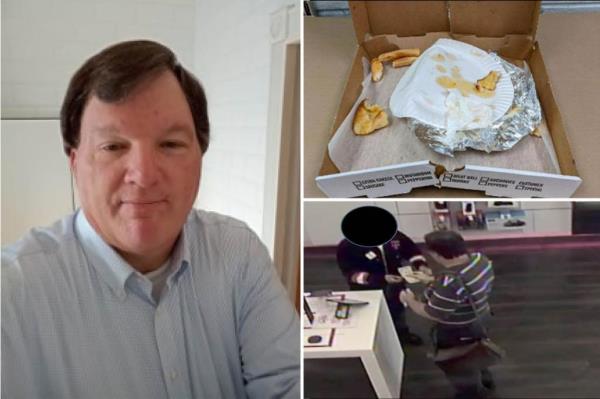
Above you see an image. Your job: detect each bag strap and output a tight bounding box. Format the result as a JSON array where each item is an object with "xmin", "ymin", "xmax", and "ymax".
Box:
[{"xmin": 441, "ymin": 269, "xmax": 489, "ymax": 337}]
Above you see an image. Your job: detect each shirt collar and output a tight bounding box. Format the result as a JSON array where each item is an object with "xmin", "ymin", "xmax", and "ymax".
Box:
[{"xmin": 74, "ymin": 209, "xmax": 191, "ymax": 300}]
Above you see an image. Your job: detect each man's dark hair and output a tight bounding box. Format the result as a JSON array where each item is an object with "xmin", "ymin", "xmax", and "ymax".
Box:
[
  {"xmin": 424, "ymin": 230, "xmax": 468, "ymax": 259},
  {"xmin": 60, "ymin": 40, "xmax": 209, "ymax": 155}
]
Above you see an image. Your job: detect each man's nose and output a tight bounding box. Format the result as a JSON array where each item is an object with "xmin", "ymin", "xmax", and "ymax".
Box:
[{"xmin": 124, "ymin": 146, "xmax": 160, "ymax": 188}]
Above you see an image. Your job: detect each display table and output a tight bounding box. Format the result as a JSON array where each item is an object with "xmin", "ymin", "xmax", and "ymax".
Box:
[{"xmin": 304, "ymin": 290, "xmax": 404, "ymax": 398}]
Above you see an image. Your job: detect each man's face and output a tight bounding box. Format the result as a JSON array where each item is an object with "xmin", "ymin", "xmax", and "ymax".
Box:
[{"xmin": 70, "ymin": 70, "xmax": 202, "ymax": 264}]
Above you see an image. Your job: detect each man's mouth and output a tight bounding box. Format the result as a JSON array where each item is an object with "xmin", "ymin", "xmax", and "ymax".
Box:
[
  {"xmin": 121, "ymin": 200, "xmax": 165, "ymax": 205},
  {"xmin": 120, "ymin": 199, "xmax": 168, "ymax": 213}
]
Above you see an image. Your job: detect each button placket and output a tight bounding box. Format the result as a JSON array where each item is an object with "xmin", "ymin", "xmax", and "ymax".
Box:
[{"xmin": 154, "ymin": 291, "xmax": 187, "ymax": 398}]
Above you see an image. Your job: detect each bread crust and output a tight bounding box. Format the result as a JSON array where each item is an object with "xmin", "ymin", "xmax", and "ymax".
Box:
[
  {"xmin": 392, "ymin": 56, "xmax": 418, "ymax": 68},
  {"xmin": 378, "ymin": 48, "xmax": 420, "ymax": 62},
  {"xmin": 352, "ymin": 100, "xmax": 389, "ymax": 135},
  {"xmin": 371, "ymin": 58, "xmax": 383, "ymax": 82},
  {"xmin": 476, "ymin": 70, "xmax": 500, "ymax": 92}
]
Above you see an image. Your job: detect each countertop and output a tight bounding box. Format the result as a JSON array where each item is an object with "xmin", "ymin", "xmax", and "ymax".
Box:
[{"xmin": 304, "ymin": 13, "xmax": 600, "ymax": 198}]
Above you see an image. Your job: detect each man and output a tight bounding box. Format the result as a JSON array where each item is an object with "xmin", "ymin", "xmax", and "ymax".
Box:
[
  {"xmin": 337, "ymin": 229, "xmax": 429, "ymax": 346},
  {"xmin": 1, "ymin": 40, "xmax": 299, "ymax": 399},
  {"xmin": 400, "ymin": 230, "xmax": 496, "ymax": 399}
]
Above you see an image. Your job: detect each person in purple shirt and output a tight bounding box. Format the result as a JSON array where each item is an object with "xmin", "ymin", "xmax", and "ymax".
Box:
[{"xmin": 336, "ymin": 206, "xmax": 431, "ymax": 346}]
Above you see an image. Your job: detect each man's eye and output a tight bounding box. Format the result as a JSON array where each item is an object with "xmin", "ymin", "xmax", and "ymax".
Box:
[
  {"xmin": 101, "ymin": 143, "xmax": 124, "ymax": 152},
  {"xmin": 162, "ymin": 141, "xmax": 185, "ymax": 149}
]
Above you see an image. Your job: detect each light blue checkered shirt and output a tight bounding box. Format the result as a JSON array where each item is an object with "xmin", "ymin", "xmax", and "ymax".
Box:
[{"xmin": 2, "ymin": 209, "xmax": 300, "ymax": 398}]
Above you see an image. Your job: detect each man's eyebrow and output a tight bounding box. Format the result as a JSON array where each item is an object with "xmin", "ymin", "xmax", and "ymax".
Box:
[
  {"xmin": 163, "ymin": 123, "xmax": 195, "ymax": 136},
  {"xmin": 90, "ymin": 124, "xmax": 195, "ymax": 137}
]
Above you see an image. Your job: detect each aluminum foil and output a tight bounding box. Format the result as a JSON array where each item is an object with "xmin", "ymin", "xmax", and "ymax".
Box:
[{"xmin": 410, "ymin": 53, "xmax": 542, "ymax": 156}]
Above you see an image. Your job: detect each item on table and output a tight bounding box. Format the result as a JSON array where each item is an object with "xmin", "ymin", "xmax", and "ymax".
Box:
[
  {"xmin": 397, "ymin": 266, "xmax": 420, "ymax": 284},
  {"xmin": 392, "ymin": 56, "xmax": 418, "ymax": 68},
  {"xmin": 371, "ymin": 58, "xmax": 383, "ymax": 82},
  {"xmin": 378, "ymin": 48, "xmax": 421, "ymax": 62},
  {"xmin": 436, "ymin": 66, "xmax": 496, "ymax": 99},
  {"xmin": 307, "ymin": 335, "xmax": 322, "ymax": 344},
  {"xmin": 476, "ymin": 70, "xmax": 501, "ymax": 92},
  {"xmin": 352, "ymin": 99, "xmax": 389, "ymax": 135}
]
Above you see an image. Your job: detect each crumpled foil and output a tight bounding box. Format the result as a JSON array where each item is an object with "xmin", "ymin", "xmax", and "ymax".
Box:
[{"xmin": 410, "ymin": 53, "xmax": 542, "ymax": 157}]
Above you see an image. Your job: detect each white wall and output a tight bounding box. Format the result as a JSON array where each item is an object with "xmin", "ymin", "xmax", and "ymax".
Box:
[
  {"xmin": 1, "ymin": 120, "xmax": 74, "ymax": 245},
  {"xmin": 520, "ymin": 201, "xmax": 572, "ymax": 233},
  {"xmin": 304, "ymin": 201, "xmax": 574, "ymax": 247},
  {"xmin": 303, "ymin": 201, "xmax": 435, "ymax": 246},
  {"xmin": 304, "ymin": 201, "xmax": 372, "ymax": 247},
  {"xmin": 192, "ymin": 0, "xmax": 295, "ymax": 238},
  {"xmin": 2, "ymin": 0, "xmax": 196, "ymax": 118}
]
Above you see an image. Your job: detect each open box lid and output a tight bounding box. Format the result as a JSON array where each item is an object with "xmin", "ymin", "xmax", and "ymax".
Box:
[{"xmin": 350, "ymin": 0, "xmax": 541, "ymax": 43}]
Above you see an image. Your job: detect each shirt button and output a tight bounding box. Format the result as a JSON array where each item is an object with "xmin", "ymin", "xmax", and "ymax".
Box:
[{"xmin": 170, "ymin": 371, "xmax": 178, "ymax": 381}]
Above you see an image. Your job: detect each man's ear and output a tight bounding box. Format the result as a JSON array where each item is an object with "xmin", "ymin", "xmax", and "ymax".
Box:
[{"xmin": 69, "ymin": 148, "xmax": 77, "ymax": 174}]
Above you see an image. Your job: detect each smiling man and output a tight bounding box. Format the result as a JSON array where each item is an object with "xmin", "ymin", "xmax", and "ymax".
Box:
[{"xmin": 1, "ymin": 40, "xmax": 300, "ymax": 399}]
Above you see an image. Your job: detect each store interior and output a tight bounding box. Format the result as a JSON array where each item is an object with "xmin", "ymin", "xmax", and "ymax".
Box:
[{"xmin": 304, "ymin": 201, "xmax": 600, "ymax": 398}]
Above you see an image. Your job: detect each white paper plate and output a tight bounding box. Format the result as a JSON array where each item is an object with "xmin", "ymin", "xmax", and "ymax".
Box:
[{"xmin": 390, "ymin": 39, "xmax": 514, "ymax": 129}]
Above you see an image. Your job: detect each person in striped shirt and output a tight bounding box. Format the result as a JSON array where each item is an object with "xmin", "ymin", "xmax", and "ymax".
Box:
[{"xmin": 400, "ymin": 230, "xmax": 495, "ymax": 399}]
